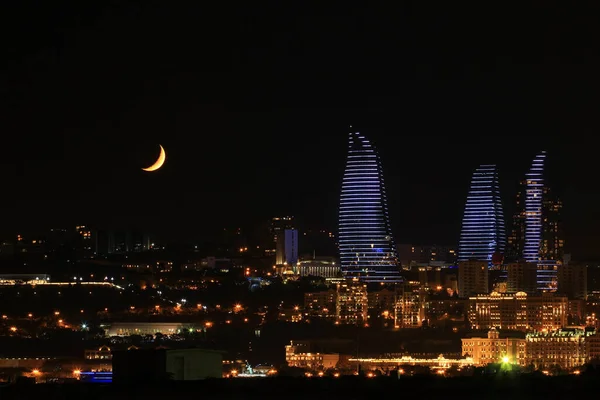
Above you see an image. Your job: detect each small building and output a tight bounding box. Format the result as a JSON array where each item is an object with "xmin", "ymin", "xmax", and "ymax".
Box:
[
  {"xmin": 112, "ymin": 348, "xmax": 223, "ymax": 382},
  {"xmin": 104, "ymin": 322, "xmax": 202, "ymax": 337},
  {"xmin": 461, "ymin": 328, "xmax": 526, "ymax": 366}
]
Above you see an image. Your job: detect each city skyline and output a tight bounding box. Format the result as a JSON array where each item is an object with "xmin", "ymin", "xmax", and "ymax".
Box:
[{"xmin": 2, "ymin": 3, "xmax": 600, "ymax": 260}]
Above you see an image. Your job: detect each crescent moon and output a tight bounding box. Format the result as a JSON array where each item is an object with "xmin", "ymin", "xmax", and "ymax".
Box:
[{"xmin": 142, "ymin": 145, "xmax": 166, "ymax": 172}]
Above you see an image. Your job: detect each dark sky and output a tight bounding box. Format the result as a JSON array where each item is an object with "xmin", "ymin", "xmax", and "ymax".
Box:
[{"xmin": 1, "ymin": 3, "xmax": 599, "ymax": 258}]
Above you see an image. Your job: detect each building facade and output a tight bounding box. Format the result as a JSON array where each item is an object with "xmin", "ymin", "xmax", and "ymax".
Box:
[
  {"xmin": 336, "ymin": 278, "xmax": 368, "ymax": 325},
  {"xmin": 458, "ymin": 260, "xmax": 489, "ymax": 298},
  {"xmin": 468, "ymin": 292, "xmax": 568, "ymax": 332},
  {"xmin": 276, "ymin": 229, "xmax": 299, "ymax": 266},
  {"xmin": 457, "ymin": 165, "xmax": 505, "ymax": 266},
  {"xmin": 461, "ymin": 328, "xmax": 526, "ymax": 366},
  {"xmin": 338, "ymin": 131, "xmax": 400, "ymax": 283},
  {"xmin": 525, "ymin": 327, "xmax": 593, "ymax": 370}
]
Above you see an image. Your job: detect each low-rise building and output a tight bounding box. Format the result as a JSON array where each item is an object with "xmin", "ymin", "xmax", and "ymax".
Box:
[
  {"xmin": 461, "ymin": 328, "xmax": 526, "ymax": 366},
  {"xmin": 525, "ymin": 327, "xmax": 595, "ymax": 370}
]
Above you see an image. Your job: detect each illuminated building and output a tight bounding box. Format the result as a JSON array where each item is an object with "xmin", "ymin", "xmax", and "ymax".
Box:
[
  {"xmin": 457, "ymin": 260, "xmax": 488, "ymax": 298},
  {"xmin": 285, "ymin": 341, "xmax": 344, "ymax": 370},
  {"xmin": 304, "ymin": 289, "xmax": 337, "ymax": 312},
  {"xmin": 275, "ymin": 229, "xmax": 299, "ymax": 267},
  {"xmin": 468, "ymin": 291, "xmax": 568, "ymax": 332},
  {"xmin": 349, "ymin": 354, "xmax": 473, "ymax": 371},
  {"xmin": 104, "ymin": 322, "xmax": 203, "ymax": 337},
  {"xmin": 394, "ymin": 289, "xmax": 425, "ymax": 328},
  {"xmin": 522, "ymin": 152, "xmax": 546, "ymax": 262},
  {"xmin": 336, "ymin": 278, "xmax": 368, "ymax": 325},
  {"xmin": 338, "ymin": 130, "xmax": 400, "ymax": 283},
  {"xmin": 457, "ymin": 165, "xmax": 505, "ymax": 266},
  {"xmin": 84, "ymin": 346, "xmax": 113, "ymax": 360},
  {"xmin": 298, "ymin": 257, "xmax": 340, "ymax": 278},
  {"xmin": 461, "ymin": 328, "xmax": 526, "ymax": 366},
  {"xmin": 525, "ymin": 327, "xmax": 595, "ymax": 370},
  {"xmin": 507, "ymin": 152, "xmax": 564, "ymax": 290}
]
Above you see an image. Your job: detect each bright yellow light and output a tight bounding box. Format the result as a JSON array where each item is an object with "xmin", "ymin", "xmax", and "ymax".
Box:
[
  {"xmin": 502, "ymin": 356, "xmax": 509, "ymax": 364},
  {"xmin": 366, "ymin": 372, "xmax": 374, "ymax": 378},
  {"xmin": 73, "ymin": 369, "xmax": 81, "ymax": 375},
  {"xmin": 142, "ymin": 145, "xmax": 166, "ymax": 172},
  {"xmin": 333, "ymin": 372, "xmax": 340, "ymax": 378},
  {"xmin": 32, "ymin": 369, "xmax": 40, "ymax": 375},
  {"xmin": 9, "ymin": 326, "xmax": 17, "ymax": 332}
]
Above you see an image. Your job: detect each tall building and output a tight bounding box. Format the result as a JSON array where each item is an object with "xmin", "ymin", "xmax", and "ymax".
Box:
[
  {"xmin": 507, "ymin": 151, "xmax": 564, "ymax": 290},
  {"xmin": 522, "ymin": 152, "xmax": 546, "ymax": 263},
  {"xmin": 338, "ymin": 130, "xmax": 400, "ymax": 283},
  {"xmin": 271, "ymin": 216, "xmax": 294, "ymax": 241},
  {"xmin": 457, "ymin": 165, "xmax": 506, "ymax": 265},
  {"xmin": 541, "ymin": 187, "xmax": 564, "ymax": 262},
  {"xmin": 508, "ymin": 151, "xmax": 564, "ymax": 262},
  {"xmin": 276, "ymin": 229, "xmax": 299, "ymax": 266}
]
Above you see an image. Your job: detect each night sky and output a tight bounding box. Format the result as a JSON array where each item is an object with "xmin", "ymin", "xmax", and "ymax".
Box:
[{"xmin": 1, "ymin": 4, "xmax": 599, "ymax": 258}]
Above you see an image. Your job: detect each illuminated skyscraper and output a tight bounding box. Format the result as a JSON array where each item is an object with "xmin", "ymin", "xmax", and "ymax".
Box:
[
  {"xmin": 457, "ymin": 165, "xmax": 506, "ymax": 265},
  {"xmin": 522, "ymin": 152, "xmax": 546, "ymax": 262},
  {"xmin": 507, "ymin": 151, "xmax": 563, "ymax": 291},
  {"xmin": 338, "ymin": 131, "xmax": 400, "ymax": 283}
]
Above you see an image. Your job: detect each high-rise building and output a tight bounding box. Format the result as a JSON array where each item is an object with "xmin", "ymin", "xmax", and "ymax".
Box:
[
  {"xmin": 270, "ymin": 216, "xmax": 294, "ymax": 257},
  {"xmin": 522, "ymin": 152, "xmax": 545, "ymax": 263},
  {"xmin": 338, "ymin": 130, "xmax": 400, "ymax": 283},
  {"xmin": 508, "ymin": 151, "xmax": 564, "ymax": 262},
  {"xmin": 457, "ymin": 165, "xmax": 506, "ymax": 265},
  {"xmin": 276, "ymin": 229, "xmax": 299, "ymax": 266},
  {"xmin": 507, "ymin": 152, "xmax": 564, "ymax": 290}
]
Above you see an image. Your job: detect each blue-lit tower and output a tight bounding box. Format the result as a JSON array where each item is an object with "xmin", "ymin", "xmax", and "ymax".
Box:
[
  {"xmin": 522, "ymin": 152, "xmax": 546, "ymax": 263},
  {"xmin": 338, "ymin": 131, "xmax": 401, "ymax": 283},
  {"xmin": 458, "ymin": 165, "xmax": 506, "ymax": 265}
]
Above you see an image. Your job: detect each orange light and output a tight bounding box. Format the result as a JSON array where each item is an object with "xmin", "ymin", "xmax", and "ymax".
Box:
[
  {"xmin": 9, "ymin": 326, "xmax": 17, "ymax": 332},
  {"xmin": 32, "ymin": 369, "xmax": 40, "ymax": 375},
  {"xmin": 28, "ymin": 313, "xmax": 33, "ymax": 318},
  {"xmin": 73, "ymin": 369, "xmax": 81, "ymax": 376},
  {"xmin": 205, "ymin": 322, "xmax": 213, "ymax": 328}
]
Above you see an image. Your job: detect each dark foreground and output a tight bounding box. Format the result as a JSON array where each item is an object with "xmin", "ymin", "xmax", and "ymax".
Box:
[{"xmin": 0, "ymin": 375, "xmax": 596, "ymax": 399}]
